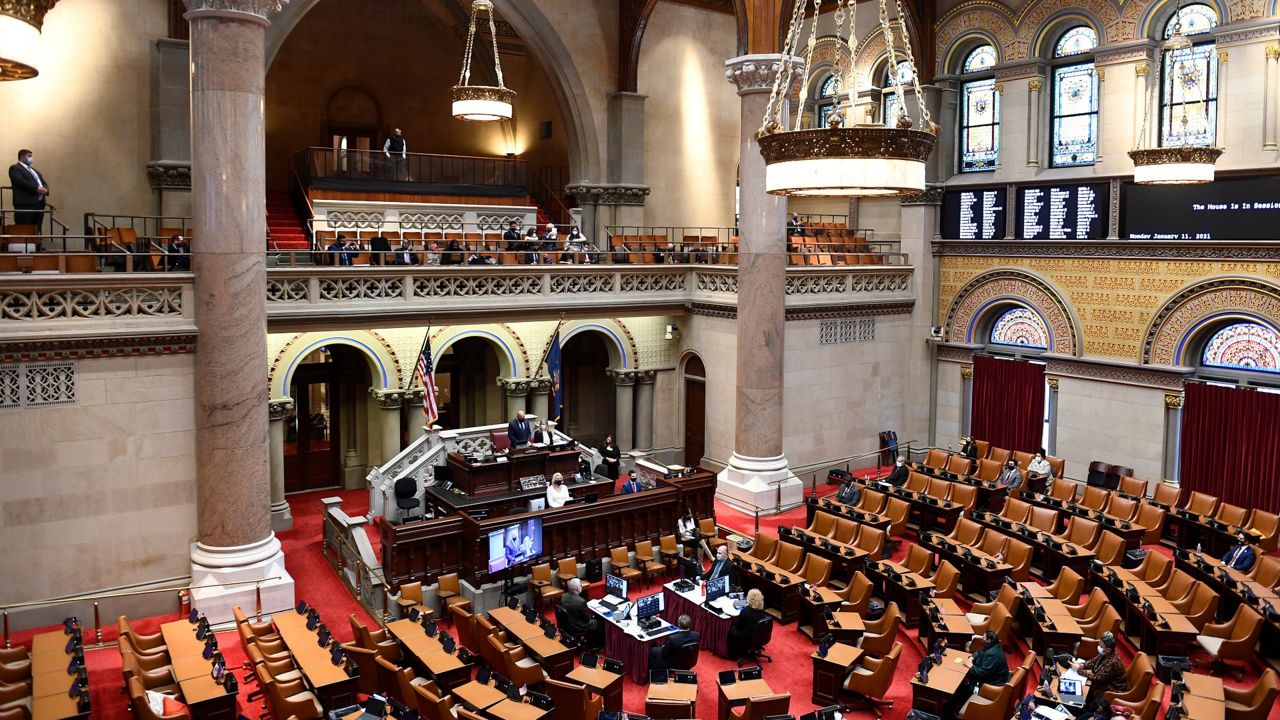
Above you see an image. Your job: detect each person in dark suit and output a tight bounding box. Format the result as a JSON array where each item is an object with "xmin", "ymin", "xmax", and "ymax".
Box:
[
  {"xmin": 165, "ymin": 234, "xmax": 191, "ymax": 271},
  {"xmin": 702, "ymin": 545, "xmax": 734, "ymax": 585},
  {"xmin": 648, "ymin": 614, "xmax": 699, "ymax": 672},
  {"xmin": 960, "ymin": 437, "xmax": 978, "ymax": 460},
  {"xmin": 560, "ymin": 579, "xmax": 602, "ymax": 649},
  {"xmin": 368, "ymin": 234, "xmax": 392, "ymax": 265},
  {"xmin": 836, "ymin": 479, "xmax": 862, "ymax": 505},
  {"xmin": 326, "ymin": 236, "xmax": 353, "ymax": 266},
  {"xmin": 620, "ymin": 471, "xmax": 642, "ymax": 494},
  {"xmin": 8, "ymin": 149, "xmax": 49, "ymax": 230},
  {"xmin": 507, "ymin": 411, "xmax": 531, "ymax": 448},
  {"xmin": 884, "ymin": 455, "xmax": 909, "ymax": 486},
  {"xmin": 600, "ymin": 435, "xmax": 621, "ymax": 481},
  {"xmin": 1221, "ymin": 531, "xmax": 1257, "ymax": 571},
  {"xmin": 726, "ymin": 589, "xmax": 769, "ymax": 660},
  {"xmin": 392, "ymin": 239, "xmax": 419, "ymax": 265}
]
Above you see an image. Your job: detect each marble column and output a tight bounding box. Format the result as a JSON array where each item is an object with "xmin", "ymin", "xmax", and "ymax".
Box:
[
  {"xmin": 370, "ymin": 389, "xmax": 406, "ymax": 466},
  {"xmin": 959, "ymin": 364, "xmax": 974, "ymax": 437},
  {"xmin": 527, "ymin": 377, "xmax": 552, "ymax": 423},
  {"xmin": 268, "ymin": 398, "xmax": 293, "ymax": 531},
  {"xmin": 633, "ymin": 371, "xmax": 656, "ymax": 453},
  {"xmin": 718, "ymin": 55, "xmax": 802, "ymax": 515},
  {"xmin": 1265, "ymin": 45, "xmax": 1280, "ymax": 150},
  {"xmin": 1045, "ymin": 377, "xmax": 1060, "ymax": 455},
  {"xmin": 609, "ymin": 370, "xmax": 636, "ymax": 451},
  {"xmin": 1163, "ymin": 392, "xmax": 1184, "ymax": 482},
  {"xmin": 404, "ymin": 388, "xmax": 427, "ymax": 442},
  {"xmin": 186, "ymin": 0, "xmax": 293, "ymax": 623},
  {"xmin": 499, "ymin": 378, "xmax": 530, "ymax": 420},
  {"xmin": 1026, "ymin": 78, "xmax": 1042, "ymax": 167},
  {"xmin": 1134, "ymin": 63, "xmax": 1150, "ymax": 149}
]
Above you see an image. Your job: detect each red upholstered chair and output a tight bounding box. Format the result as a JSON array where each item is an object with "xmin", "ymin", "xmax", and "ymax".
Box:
[{"xmin": 489, "ymin": 430, "xmax": 510, "ymax": 452}]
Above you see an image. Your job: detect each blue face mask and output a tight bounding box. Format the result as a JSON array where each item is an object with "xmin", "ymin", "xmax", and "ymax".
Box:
[{"xmin": 22, "ymin": 156, "xmax": 33, "ymax": 166}]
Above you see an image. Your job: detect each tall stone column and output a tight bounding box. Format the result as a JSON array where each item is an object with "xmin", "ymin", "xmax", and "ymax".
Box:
[
  {"xmin": 1163, "ymin": 392, "xmax": 1184, "ymax": 482},
  {"xmin": 370, "ymin": 389, "xmax": 406, "ymax": 465},
  {"xmin": 499, "ymin": 378, "xmax": 530, "ymax": 421},
  {"xmin": 609, "ymin": 370, "xmax": 636, "ymax": 451},
  {"xmin": 633, "ymin": 371, "xmax": 656, "ymax": 453},
  {"xmin": 268, "ymin": 398, "xmax": 293, "ymax": 531},
  {"xmin": 718, "ymin": 55, "xmax": 802, "ymax": 515},
  {"xmin": 1025, "ymin": 78, "xmax": 1043, "ymax": 167},
  {"xmin": 404, "ymin": 388, "xmax": 427, "ymax": 442},
  {"xmin": 527, "ymin": 377, "xmax": 552, "ymax": 423},
  {"xmin": 1266, "ymin": 45, "xmax": 1280, "ymax": 150},
  {"xmin": 186, "ymin": 0, "xmax": 292, "ymax": 622}
]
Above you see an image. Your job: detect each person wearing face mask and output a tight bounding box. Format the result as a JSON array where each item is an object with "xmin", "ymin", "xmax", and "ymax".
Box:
[
  {"xmin": 996, "ymin": 459, "xmax": 1024, "ymax": 490},
  {"xmin": 546, "ymin": 473, "xmax": 571, "ymax": 508},
  {"xmin": 884, "ymin": 455, "xmax": 909, "ymax": 487},
  {"xmin": 1026, "ymin": 447, "xmax": 1053, "ymax": 493},
  {"xmin": 1221, "ymin": 531, "xmax": 1257, "ymax": 572},
  {"xmin": 8, "ymin": 149, "xmax": 50, "ymax": 232}
]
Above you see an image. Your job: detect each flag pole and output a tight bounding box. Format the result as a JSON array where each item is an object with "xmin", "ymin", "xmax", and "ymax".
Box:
[
  {"xmin": 407, "ymin": 319, "xmax": 433, "ymax": 392},
  {"xmin": 535, "ymin": 313, "xmax": 567, "ymax": 376}
]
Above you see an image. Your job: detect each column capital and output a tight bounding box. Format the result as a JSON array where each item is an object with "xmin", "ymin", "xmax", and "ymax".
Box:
[
  {"xmin": 1027, "ymin": 78, "xmax": 1043, "ymax": 92},
  {"xmin": 369, "ymin": 388, "xmax": 407, "ymax": 410},
  {"xmin": 1266, "ymin": 44, "xmax": 1280, "ymax": 60},
  {"xmin": 184, "ymin": 0, "xmax": 288, "ymax": 21},
  {"xmin": 960, "ymin": 365, "xmax": 973, "ymax": 380},
  {"xmin": 1046, "ymin": 376, "xmax": 1059, "ymax": 391},
  {"xmin": 526, "ymin": 376, "xmax": 553, "ymax": 392},
  {"xmin": 607, "ymin": 368, "xmax": 641, "ymax": 386},
  {"xmin": 634, "ymin": 369, "xmax": 657, "ymax": 385},
  {"xmin": 268, "ymin": 397, "xmax": 294, "ymax": 421},
  {"xmin": 496, "ymin": 377, "xmax": 535, "ymax": 396},
  {"xmin": 901, "ymin": 185, "xmax": 945, "ymax": 206},
  {"xmin": 724, "ymin": 54, "xmax": 801, "ymax": 95},
  {"xmin": 1165, "ymin": 392, "xmax": 1184, "ymax": 409},
  {"xmin": 404, "ymin": 387, "xmax": 425, "ymax": 405}
]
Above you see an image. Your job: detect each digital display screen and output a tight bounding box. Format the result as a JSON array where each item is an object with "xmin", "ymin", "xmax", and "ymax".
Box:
[
  {"xmin": 1122, "ymin": 176, "xmax": 1280, "ymax": 240},
  {"xmin": 605, "ymin": 574, "xmax": 628, "ymax": 600},
  {"xmin": 636, "ymin": 592, "xmax": 664, "ymax": 619},
  {"xmin": 706, "ymin": 575, "xmax": 729, "ymax": 601},
  {"xmin": 485, "ymin": 518, "xmax": 542, "ymax": 573},
  {"xmin": 1017, "ymin": 183, "xmax": 1109, "ymax": 239},
  {"xmin": 941, "ymin": 187, "xmax": 1007, "ymax": 239}
]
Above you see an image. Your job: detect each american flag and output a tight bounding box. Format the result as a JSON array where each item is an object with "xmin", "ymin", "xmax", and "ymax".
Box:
[{"xmin": 416, "ymin": 334, "xmax": 438, "ymax": 425}]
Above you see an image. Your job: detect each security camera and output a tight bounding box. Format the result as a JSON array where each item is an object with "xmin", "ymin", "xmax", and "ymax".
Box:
[{"xmin": 929, "ymin": 325, "xmax": 944, "ymax": 341}]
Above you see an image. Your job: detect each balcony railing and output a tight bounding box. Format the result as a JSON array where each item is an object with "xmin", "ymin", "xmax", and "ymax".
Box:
[
  {"xmin": 293, "ymin": 147, "xmax": 527, "ymax": 192},
  {"xmin": 605, "ymin": 225, "xmax": 906, "ymax": 266}
]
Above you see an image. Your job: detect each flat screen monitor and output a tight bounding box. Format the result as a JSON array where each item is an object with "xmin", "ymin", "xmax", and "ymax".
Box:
[
  {"xmin": 706, "ymin": 575, "xmax": 729, "ymax": 602},
  {"xmin": 941, "ymin": 186, "xmax": 1007, "ymax": 239},
  {"xmin": 1122, "ymin": 176, "xmax": 1280, "ymax": 240},
  {"xmin": 486, "ymin": 518, "xmax": 543, "ymax": 573},
  {"xmin": 635, "ymin": 592, "xmax": 664, "ymax": 619},
  {"xmin": 605, "ymin": 574, "xmax": 628, "ymax": 601},
  {"xmin": 1017, "ymin": 182, "xmax": 1109, "ymax": 239}
]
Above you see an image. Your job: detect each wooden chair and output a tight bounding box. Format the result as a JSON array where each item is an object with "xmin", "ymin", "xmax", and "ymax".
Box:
[
  {"xmin": 126, "ymin": 676, "xmax": 188, "ymax": 720},
  {"xmin": 1196, "ymin": 605, "xmax": 1263, "ymax": 679},
  {"xmin": 1105, "ymin": 652, "xmax": 1154, "ymax": 705},
  {"xmin": 255, "ymin": 664, "xmax": 322, "ymax": 720},
  {"xmin": 699, "ymin": 518, "xmax": 727, "ymax": 553},
  {"xmin": 1185, "ymin": 491, "xmax": 1219, "ymax": 517},
  {"xmin": 659, "ymin": 535, "xmax": 681, "ymax": 575},
  {"xmin": 840, "ymin": 643, "xmax": 901, "ymax": 718},
  {"xmin": 609, "ymin": 547, "xmax": 642, "ymax": 585},
  {"xmin": 544, "ymin": 678, "xmax": 602, "ymax": 720},
  {"xmin": 635, "ymin": 540, "xmax": 665, "ymax": 586},
  {"xmin": 1151, "ymin": 483, "xmax": 1181, "ymax": 508},
  {"xmin": 646, "ymin": 698, "xmax": 696, "ymax": 719},
  {"xmin": 435, "ymin": 573, "xmax": 471, "ymax": 622},
  {"xmin": 728, "ymin": 692, "xmax": 791, "ymax": 720},
  {"xmin": 1223, "ymin": 668, "xmax": 1279, "ymax": 720},
  {"xmin": 556, "ymin": 558, "xmax": 579, "ymax": 586},
  {"xmin": 1135, "ymin": 503, "xmax": 1166, "ymax": 546},
  {"xmin": 857, "ymin": 603, "xmax": 902, "ymax": 656},
  {"xmin": 530, "ymin": 563, "xmax": 564, "ymax": 609},
  {"xmin": 396, "ymin": 582, "xmax": 435, "ymax": 619},
  {"xmin": 1044, "ymin": 567, "xmax": 1084, "ymax": 603},
  {"xmin": 1246, "ymin": 509, "xmax": 1279, "ymax": 552},
  {"xmin": 932, "ymin": 561, "xmax": 960, "ymax": 599}
]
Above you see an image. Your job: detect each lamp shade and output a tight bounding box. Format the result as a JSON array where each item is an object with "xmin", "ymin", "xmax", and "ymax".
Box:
[
  {"xmin": 759, "ymin": 126, "xmax": 936, "ymax": 197},
  {"xmin": 0, "ymin": 11, "xmax": 43, "ymax": 81},
  {"xmin": 1128, "ymin": 147, "xmax": 1223, "ymax": 184},
  {"xmin": 451, "ymin": 85, "xmax": 515, "ymax": 122}
]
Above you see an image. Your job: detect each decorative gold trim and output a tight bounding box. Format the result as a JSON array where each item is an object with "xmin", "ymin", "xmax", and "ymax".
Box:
[
  {"xmin": 1216, "ymin": 50, "xmax": 1227, "ymax": 63},
  {"xmin": 995, "ymin": 83, "xmax": 1005, "ymax": 94},
  {"xmin": 1135, "ymin": 63, "xmax": 1149, "ymax": 77},
  {"xmin": 1096, "ymin": 69, "xmax": 1105, "ymax": 81},
  {"xmin": 1027, "ymin": 79, "xmax": 1042, "ymax": 92},
  {"xmin": 1164, "ymin": 393, "xmax": 1184, "ymax": 409},
  {"xmin": 1128, "ymin": 146, "xmax": 1223, "ymax": 166},
  {"xmin": 451, "ymin": 85, "xmax": 516, "ymax": 103},
  {"xmin": 758, "ymin": 126, "xmax": 937, "ymax": 164},
  {"xmin": 1046, "ymin": 376, "xmax": 1059, "ymax": 391},
  {"xmin": 960, "ymin": 365, "xmax": 973, "ymax": 380},
  {"xmin": 1266, "ymin": 45, "xmax": 1280, "ymax": 60},
  {"xmin": 0, "ymin": 0, "xmax": 58, "ymax": 29}
]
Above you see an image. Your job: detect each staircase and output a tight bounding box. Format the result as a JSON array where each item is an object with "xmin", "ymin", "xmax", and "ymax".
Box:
[{"xmin": 266, "ymin": 190, "xmax": 310, "ymax": 250}]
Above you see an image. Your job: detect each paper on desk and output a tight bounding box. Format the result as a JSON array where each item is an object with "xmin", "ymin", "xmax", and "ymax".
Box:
[
  {"xmin": 1060, "ymin": 669, "xmax": 1085, "ymax": 683},
  {"xmin": 1034, "ymin": 706, "xmax": 1071, "ymax": 720}
]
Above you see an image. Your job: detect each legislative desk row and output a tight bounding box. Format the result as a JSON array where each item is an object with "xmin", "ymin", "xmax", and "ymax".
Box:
[
  {"xmin": 157, "ymin": 619, "xmax": 241, "ymax": 720},
  {"xmin": 781, "ymin": 510, "xmax": 885, "ymax": 583},
  {"xmin": 1164, "ymin": 507, "xmax": 1259, "ymax": 558},
  {"xmin": 381, "ymin": 469, "xmax": 716, "ymax": 592},
  {"xmin": 27, "ymin": 630, "xmax": 88, "ymax": 720},
  {"xmin": 445, "ymin": 445, "xmax": 582, "ymax": 497},
  {"xmin": 1092, "ymin": 563, "xmax": 1203, "ymax": 656},
  {"xmin": 1177, "ymin": 551, "xmax": 1280, "ymax": 658},
  {"xmin": 918, "ymin": 528, "xmax": 1017, "ymax": 598},
  {"xmin": 1020, "ymin": 490, "xmax": 1150, "ymax": 550},
  {"xmin": 967, "ymin": 508, "xmax": 1103, "ymax": 584}
]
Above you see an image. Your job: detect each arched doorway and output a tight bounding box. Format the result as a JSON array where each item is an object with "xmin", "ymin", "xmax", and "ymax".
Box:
[
  {"xmin": 436, "ymin": 337, "xmax": 503, "ymax": 429},
  {"xmin": 562, "ymin": 332, "xmax": 615, "ymax": 448},
  {"xmin": 682, "ymin": 354, "xmax": 707, "ymax": 467},
  {"xmin": 284, "ymin": 345, "xmax": 372, "ymax": 492}
]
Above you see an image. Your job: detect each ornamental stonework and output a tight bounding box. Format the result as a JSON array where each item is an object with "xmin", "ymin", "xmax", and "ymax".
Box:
[
  {"xmin": 945, "ymin": 270, "xmax": 1079, "ymax": 355},
  {"xmin": 1144, "ymin": 280, "xmax": 1280, "ymax": 366}
]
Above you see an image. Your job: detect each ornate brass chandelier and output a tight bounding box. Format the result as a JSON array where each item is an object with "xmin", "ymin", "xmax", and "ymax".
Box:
[
  {"xmin": 452, "ymin": 0, "xmax": 514, "ymax": 121},
  {"xmin": 1128, "ymin": 2, "xmax": 1221, "ymax": 184},
  {"xmin": 758, "ymin": 0, "xmax": 936, "ymax": 196},
  {"xmin": 0, "ymin": 1, "xmax": 58, "ymax": 81}
]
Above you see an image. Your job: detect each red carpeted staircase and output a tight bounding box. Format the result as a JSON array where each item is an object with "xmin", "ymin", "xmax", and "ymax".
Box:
[{"xmin": 266, "ymin": 190, "xmax": 311, "ymax": 250}]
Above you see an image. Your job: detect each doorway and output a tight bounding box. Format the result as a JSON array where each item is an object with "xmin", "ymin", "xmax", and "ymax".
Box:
[
  {"xmin": 435, "ymin": 337, "xmax": 502, "ymax": 429},
  {"xmin": 562, "ymin": 332, "xmax": 616, "ymax": 448},
  {"xmin": 683, "ymin": 354, "xmax": 706, "ymax": 467},
  {"xmin": 284, "ymin": 345, "xmax": 371, "ymax": 493},
  {"xmin": 329, "ymin": 127, "xmax": 376, "ymax": 177}
]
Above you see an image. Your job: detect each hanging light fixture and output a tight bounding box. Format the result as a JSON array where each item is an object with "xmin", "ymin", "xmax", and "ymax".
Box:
[
  {"xmin": 452, "ymin": 0, "xmax": 514, "ymax": 122},
  {"xmin": 0, "ymin": 1, "xmax": 58, "ymax": 81},
  {"xmin": 758, "ymin": 0, "xmax": 936, "ymax": 197},
  {"xmin": 1128, "ymin": 2, "xmax": 1221, "ymax": 184}
]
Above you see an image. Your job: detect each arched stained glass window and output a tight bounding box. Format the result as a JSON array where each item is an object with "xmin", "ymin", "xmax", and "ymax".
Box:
[
  {"xmin": 990, "ymin": 308, "xmax": 1050, "ymax": 349},
  {"xmin": 1202, "ymin": 322, "xmax": 1280, "ymax": 373},
  {"xmin": 1055, "ymin": 26, "xmax": 1098, "ymax": 56},
  {"xmin": 1160, "ymin": 4, "xmax": 1219, "ymax": 148},
  {"xmin": 820, "ymin": 75, "xmax": 838, "ymax": 97},
  {"xmin": 882, "ymin": 60, "xmax": 915, "ymax": 126},
  {"xmin": 816, "ymin": 74, "xmax": 838, "ymax": 129},
  {"xmin": 960, "ymin": 45, "xmax": 1000, "ymax": 172},
  {"xmin": 1051, "ymin": 26, "xmax": 1099, "ymax": 167}
]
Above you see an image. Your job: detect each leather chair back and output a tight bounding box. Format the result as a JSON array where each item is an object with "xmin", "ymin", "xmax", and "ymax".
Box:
[
  {"xmin": 1118, "ymin": 476, "xmax": 1148, "ymax": 498},
  {"xmin": 933, "ymin": 562, "xmax": 960, "ymax": 598},
  {"xmin": 738, "ymin": 693, "xmax": 791, "ymax": 720},
  {"xmin": 773, "ymin": 543, "xmax": 803, "ymax": 573},
  {"xmin": 976, "ymin": 458, "xmax": 1002, "ymax": 481},
  {"xmin": 1107, "ymin": 496, "xmax": 1138, "ymax": 522},
  {"xmin": 1093, "ymin": 531, "xmax": 1127, "ymax": 566},
  {"xmin": 950, "ymin": 483, "xmax": 977, "ymax": 511},
  {"xmin": 1151, "ymin": 483, "xmax": 1180, "ymax": 507},
  {"xmin": 987, "ymin": 447, "xmax": 1011, "ymax": 466},
  {"xmin": 904, "ymin": 545, "xmax": 932, "ymax": 576},
  {"xmin": 945, "ymin": 454, "xmax": 971, "ymax": 476},
  {"xmin": 1049, "ymin": 477, "xmax": 1078, "ymax": 503},
  {"xmin": 1216, "ymin": 502, "xmax": 1249, "ymax": 527},
  {"xmin": 924, "ymin": 448, "xmax": 948, "ymax": 468},
  {"xmin": 669, "ymin": 638, "xmax": 700, "ymax": 670},
  {"xmin": 857, "ymin": 527, "xmax": 885, "ymax": 558},
  {"xmin": 1028, "ymin": 507, "xmax": 1059, "ymax": 532},
  {"xmin": 809, "ymin": 512, "xmax": 835, "ymax": 536},
  {"xmin": 1080, "ymin": 486, "xmax": 1109, "ymax": 511},
  {"xmin": 343, "ymin": 644, "xmax": 380, "ymax": 696},
  {"xmin": 1048, "ymin": 568, "xmax": 1084, "ymax": 603},
  {"xmin": 1185, "ymin": 491, "xmax": 1219, "ymax": 516},
  {"xmin": 802, "ymin": 555, "xmax": 832, "ymax": 586},
  {"xmin": 490, "ymin": 430, "xmax": 510, "ymax": 451},
  {"xmin": 951, "ymin": 518, "xmax": 984, "ymax": 546},
  {"xmin": 1003, "ymin": 497, "xmax": 1032, "ymax": 523}
]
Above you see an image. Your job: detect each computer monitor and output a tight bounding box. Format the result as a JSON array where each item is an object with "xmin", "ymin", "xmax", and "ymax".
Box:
[
  {"xmin": 486, "ymin": 517, "xmax": 543, "ymax": 573},
  {"xmin": 635, "ymin": 592, "xmax": 664, "ymax": 620},
  {"xmin": 605, "ymin": 574, "xmax": 628, "ymax": 601},
  {"xmin": 706, "ymin": 575, "xmax": 729, "ymax": 602},
  {"xmin": 677, "ymin": 555, "xmax": 701, "ymax": 581}
]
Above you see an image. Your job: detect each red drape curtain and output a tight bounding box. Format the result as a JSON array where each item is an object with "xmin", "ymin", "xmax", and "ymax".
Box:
[
  {"xmin": 970, "ymin": 355, "xmax": 1046, "ymax": 453},
  {"xmin": 1181, "ymin": 382, "xmax": 1280, "ymax": 513}
]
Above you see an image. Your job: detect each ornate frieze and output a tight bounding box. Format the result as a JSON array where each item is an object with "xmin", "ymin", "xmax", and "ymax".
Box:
[
  {"xmin": 369, "ymin": 388, "xmax": 407, "ymax": 410},
  {"xmin": 0, "ymin": 335, "xmax": 197, "ymax": 363},
  {"xmin": 565, "ymin": 184, "xmax": 651, "ymax": 206},
  {"xmin": 146, "ymin": 162, "xmax": 191, "ymax": 189},
  {"xmin": 933, "ymin": 241, "xmax": 1280, "ymax": 261},
  {"xmin": 901, "ymin": 186, "xmax": 945, "ymax": 206},
  {"xmin": 0, "ymin": 286, "xmax": 184, "ymax": 320},
  {"xmin": 724, "ymin": 54, "xmax": 802, "ymax": 94},
  {"xmin": 1143, "ymin": 277, "xmax": 1280, "ymax": 366},
  {"xmin": 786, "ymin": 301, "xmax": 914, "ymax": 320},
  {"xmin": 183, "ymin": 0, "xmax": 289, "ymax": 18},
  {"xmin": 268, "ymin": 397, "xmax": 295, "ymax": 420}
]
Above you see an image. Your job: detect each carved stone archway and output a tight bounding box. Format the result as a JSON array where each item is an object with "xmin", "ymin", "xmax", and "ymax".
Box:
[
  {"xmin": 945, "ymin": 269, "xmax": 1081, "ymax": 355},
  {"xmin": 1143, "ymin": 277, "xmax": 1280, "ymax": 366}
]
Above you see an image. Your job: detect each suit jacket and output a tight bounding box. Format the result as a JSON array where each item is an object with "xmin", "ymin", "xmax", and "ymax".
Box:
[
  {"xmin": 507, "ymin": 418, "xmax": 531, "ymax": 445},
  {"xmin": 836, "ymin": 482, "xmax": 862, "ymax": 505},
  {"xmin": 997, "ymin": 468, "xmax": 1023, "ymax": 489},
  {"xmin": 702, "ymin": 558, "xmax": 734, "ymax": 585},
  {"xmin": 532, "ymin": 429, "xmax": 553, "ymax": 445},
  {"xmin": 728, "ymin": 606, "xmax": 770, "ymax": 645},
  {"xmin": 8, "ymin": 162, "xmax": 48, "ymax": 206},
  {"xmin": 885, "ymin": 464, "xmax": 909, "ymax": 487},
  {"xmin": 369, "ymin": 235, "xmax": 392, "ymax": 252},
  {"xmin": 1221, "ymin": 543, "xmax": 1257, "ymax": 571},
  {"xmin": 658, "ymin": 629, "xmax": 700, "ymax": 663},
  {"xmin": 620, "ymin": 479, "xmax": 642, "ymax": 494},
  {"xmin": 559, "ymin": 592, "xmax": 598, "ymax": 635}
]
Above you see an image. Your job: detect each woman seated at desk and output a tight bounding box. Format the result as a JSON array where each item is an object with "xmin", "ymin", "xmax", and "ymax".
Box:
[{"xmin": 546, "ymin": 473, "xmax": 571, "ymax": 508}]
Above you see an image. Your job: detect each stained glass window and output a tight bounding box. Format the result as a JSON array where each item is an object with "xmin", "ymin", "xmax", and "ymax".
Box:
[
  {"xmin": 1055, "ymin": 26, "xmax": 1098, "ymax": 57},
  {"xmin": 882, "ymin": 61, "xmax": 915, "ymax": 126},
  {"xmin": 1051, "ymin": 63, "xmax": 1098, "ymax": 167},
  {"xmin": 990, "ymin": 308, "xmax": 1050, "ymax": 349},
  {"xmin": 817, "ymin": 75, "xmax": 838, "ymax": 129},
  {"xmin": 1160, "ymin": 5, "xmax": 1218, "ymax": 148},
  {"xmin": 960, "ymin": 45, "xmax": 999, "ymax": 172},
  {"xmin": 1202, "ymin": 322, "xmax": 1280, "ymax": 373},
  {"xmin": 963, "ymin": 45, "xmax": 997, "ymax": 73}
]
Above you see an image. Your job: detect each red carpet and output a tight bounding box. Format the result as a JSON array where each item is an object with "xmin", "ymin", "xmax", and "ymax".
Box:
[{"xmin": 12, "ymin": 480, "xmax": 1279, "ymax": 720}]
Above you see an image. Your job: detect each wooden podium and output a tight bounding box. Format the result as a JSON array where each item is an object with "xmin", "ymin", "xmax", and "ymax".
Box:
[{"xmin": 447, "ymin": 446, "xmax": 581, "ymax": 496}]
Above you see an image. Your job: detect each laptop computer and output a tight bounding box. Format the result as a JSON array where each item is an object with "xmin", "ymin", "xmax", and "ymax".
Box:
[{"xmin": 1057, "ymin": 676, "xmax": 1085, "ymax": 706}]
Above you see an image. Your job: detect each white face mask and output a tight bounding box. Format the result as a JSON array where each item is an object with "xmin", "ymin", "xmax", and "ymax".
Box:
[
  {"xmin": 22, "ymin": 155, "xmax": 33, "ymax": 165},
  {"xmin": 896, "ymin": 460, "xmax": 904, "ymax": 466}
]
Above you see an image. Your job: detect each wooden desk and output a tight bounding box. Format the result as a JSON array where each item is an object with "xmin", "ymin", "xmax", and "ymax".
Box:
[
  {"xmin": 731, "ymin": 557, "xmax": 804, "ymax": 624},
  {"xmin": 648, "ymin": 680, "xmax": 699, "ymax": 704},
  {"xmin": 910, "ymin": 649, "xmax": 972, "ymax": 717},
  {"xmin": 160, "ymin": 620, "xmax": 206, "ymax": 659},
  {"xmin": 29, "ymin": 631, "xmax": 87, "ymax": 720},
  {"xmin": 716, "ymin": 678, "xmax": 773, "ymax": 720},
  {"xmin": 178, "ymin": 674, "xmax": 238, "ymax": 720},
  {"xmin": 828, "ymin": 612, "xmax": 866, "ymax": 645},
  {"xmin": 864, "ymin": 559, "xmax": 934, "ymax": 628},
  {"xmin": 31, "ymin": 693, "xmax": 87, "ymax": 720},
  {"xmin": 487, "ymin": 698, "xmax": 549, "ymax": 720},
  {"xmin": 1181, "ymin": 694, "xmax": 1225, "ymax": 720},
  {"xmin": 1181, "ymin": 673, "xmax": 1224, "ymax": 701},
  {"xmin": 920, "ymin": 532, "xmax": 1014, "ymax": 598},
  {"xmin": 447, "ymin": 447, "xmax": 581, "ymax": 496},
  {"xmin": 452, "ymin": 680, "xmax": 506, "ymax": 711},
  {"xmin": 799, "ymin": 586, "xmax": 845, "ymax": 639},
  {"xmin": 385, "ymin": 619, "xmax": 471, "ymax": 692},
  {"xmin": 273, "ymin": 612, "xmax": 358, "ymax": 710},
  {"xmin": 566, "ymin": 665, "xmax": 624, "ymax": 711},
  {"xmin": 487, "ymin": 608, "xmax": 574, "ymax": 678},
  {"xmin": 1178, "ymin": 552, "xmax": 1280, "ymax": 659},
  {"xmin": 1027, "ymin": 600, "xmax": 1085, "ymax": 656},
  {"xmin": 970, "ymin": 511, "xmax": 1096, "ymax": 584},
  {"xmin": 811, "ymin": 643, "xmax": 863, "ymax": 705}
]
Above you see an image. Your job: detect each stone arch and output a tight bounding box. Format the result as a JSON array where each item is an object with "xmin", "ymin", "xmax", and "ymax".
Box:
[
  {"xmin": 270, "ymin": 330, "xmax": 401, "ymax": 397},
  {"xmin": 1143, "ymin": 277, "xmax": 1280, "ymax": 367},
  {"xmin": 1030, "ymin": 12, "xmax": 1106, "ymax": 58},
  {"xmin": 944, "ymin": 269, "xmax": 1081, "ymax": 356},
  {"xmin": 325, "ymin": 85, "xmax": 382, "ymax": 131},
  {"xmin": 939, "ymin": 29, "xmax": 1007, "ymax": 75},
  {"xmin": 562, "ymin": 321, "xmax": 634, "ymax": 369},
  {"xmin": 1136, "ymin": 0, "xmax": 1226, "ymax": 39},
  {"xmin": 855, "ymin": 26, "xmax": 889, "ymax": 88},
  {"xmin": 935, "ymin": 5, "xmax": 1018, "ymax": 72},
  {"xmin": 804, "ymin": 36, "xmax": 853, "ymax": 96},
  {"xmin": 265, "ymin": 0, "xmax": 603, "ymax": 182},
  {"xmin": 430, "ymin": 325, "xmax": 522, "ymax": 378}
]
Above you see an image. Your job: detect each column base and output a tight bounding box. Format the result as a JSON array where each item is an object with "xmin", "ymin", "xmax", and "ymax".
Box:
[
  {"xmin": 189, "ymin": 535, "xmax": 295, "ymax": 625},
  {"xmin": 270, "ymin": 501, "xmax": 293, "ymax": 532},
  {"xmin": 716, "ymin": 453, "xmax": 803, "ymax": 516}
]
